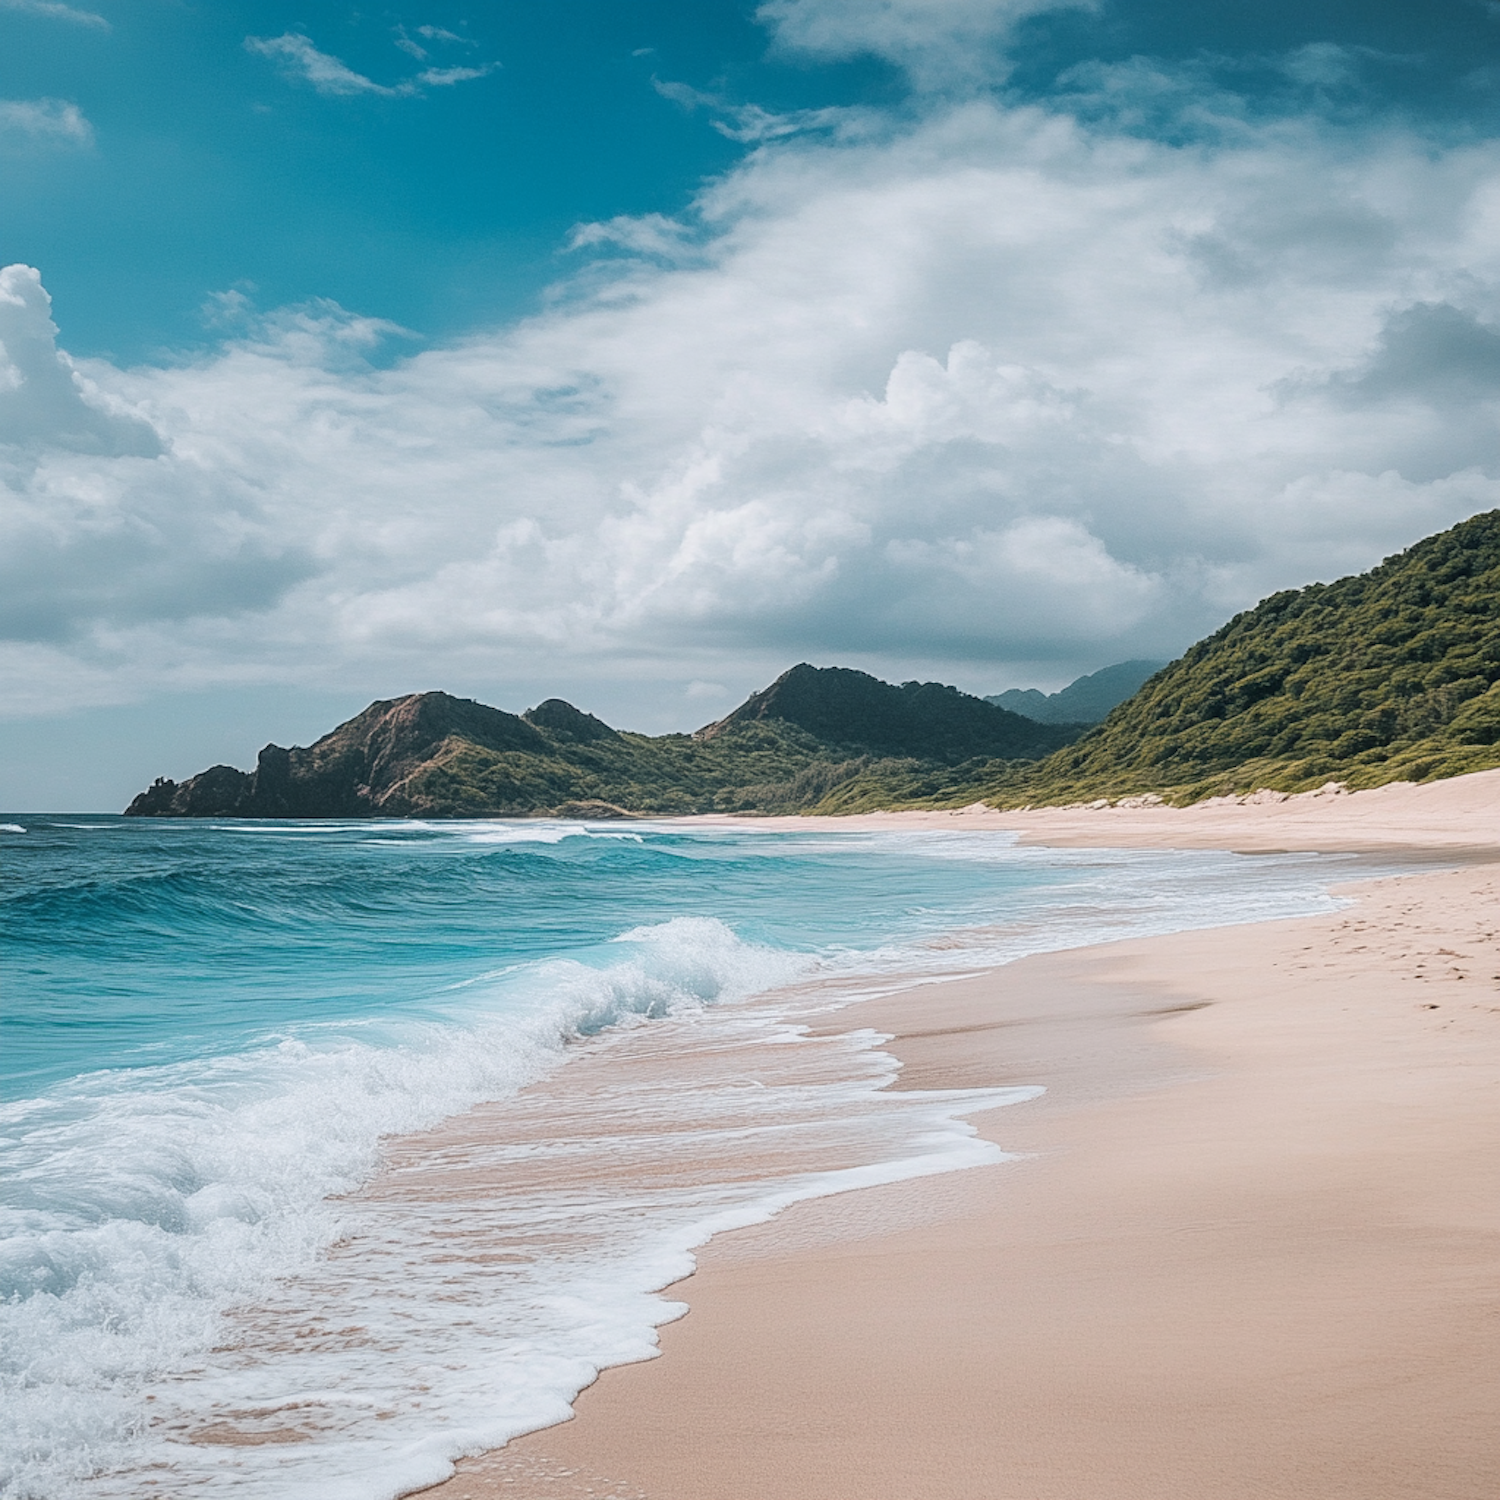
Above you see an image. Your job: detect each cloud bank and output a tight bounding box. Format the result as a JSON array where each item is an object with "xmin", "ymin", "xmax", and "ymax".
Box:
[{"xmin": 5, "ymin": 66, "xmax": 1500, "ymax": 720}]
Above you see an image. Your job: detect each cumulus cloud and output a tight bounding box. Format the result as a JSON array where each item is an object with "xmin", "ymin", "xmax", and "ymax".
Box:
[
  {"xmin": 1328, "ymin": 302, "xmax": 1500, "ymax": 404},
  {"xmin": 0, "ymin": 98, "xmax": 93, "ymax": 146},
  {"xmin": 0, "ymin": 267, "xmax": 313, "ymax": 646},
  {"xmin": 0, "ymin": 267, "xmax": 155, "ymax": 456},
  {"xmin": 6, "ymin": 86, "xmax": 1500, "ymax": 717}
]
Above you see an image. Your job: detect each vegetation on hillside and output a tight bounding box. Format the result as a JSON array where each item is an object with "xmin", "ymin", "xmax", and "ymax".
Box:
[
  {"xmin": 126, "ymin": 511, "xmax": 1500, "ymax": 817},
  {"xmin": 724, "ymin": 510, "xmax": 1500, "ymax": 813},
  {"xmin": 705, "ymin": 663, "xmax": 1073, "ymax": 760},
  {"xmin": 400, "ymin": 718, "xmax": 887, "ymax": 817},
  {"xmin": 126, "ymin": 668, "xmax": 1076, "ymax": 818},
  {"xmin": 981, "ymin": 509, "xmax": 1500, "ymax": 805}
]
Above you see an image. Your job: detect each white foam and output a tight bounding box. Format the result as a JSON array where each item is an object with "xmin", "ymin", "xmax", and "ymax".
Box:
[
  {"xmin": 62, "ymin": 1009, "xmax": 1037, "ymax": 1500},
  {"xmin": 459, "ymin": 820, "xmax": 645, "ymax": 845},
  {"xmin": 211, "ymin": 819, "xmax": 648, "ymax": 846},
  {"xmin": 0, "ymin": 918, "xmax": 813, "ymax": 1498},
  {"xmin": 1, "ymin": 840, "xmax": 1387, "ymax": 1500}
]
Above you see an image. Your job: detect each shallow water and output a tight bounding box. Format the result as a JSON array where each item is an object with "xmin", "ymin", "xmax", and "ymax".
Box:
[{"xmin": 0, "ymin": 816, "xmax": 1382, "ymax": 1498}]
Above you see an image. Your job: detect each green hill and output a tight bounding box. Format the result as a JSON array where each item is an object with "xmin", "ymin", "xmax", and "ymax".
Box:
[
  {"xmin": 124, "ymin": 666, "xmax": 1077, "ymax": 819},
  {"xmin": 701, "ymin": 663, "xmax": 1069, "ymax": 761},
  {"xmin": 987, "ymin": 509, "xmax": 1500, "ymax": 805},
  {"xmin": 124, "ymin": 512, "xmax": 1500, "ymax": 818}
]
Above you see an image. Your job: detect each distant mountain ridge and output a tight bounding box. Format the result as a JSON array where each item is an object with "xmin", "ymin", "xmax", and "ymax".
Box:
[
  {"xmin": 125, "ymin": 511, "xmax": 1500, "ymax": 817},
  {"xmin": 125, "ymin": 666, "xmax": 1079, "ymax": 819},
  {"xmin": 986, "ymin": 661, "xmax": 1168, "ymax": 725}
]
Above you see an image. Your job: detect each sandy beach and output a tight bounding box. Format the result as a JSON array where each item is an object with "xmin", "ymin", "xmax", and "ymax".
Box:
[
  {"xmin": 421, "ymin": 771, "xmax": 1500, "ymax": 1500},
  {"xmin": 687, "ymin": 764, "xmax": 1500, "ymax": 854}
]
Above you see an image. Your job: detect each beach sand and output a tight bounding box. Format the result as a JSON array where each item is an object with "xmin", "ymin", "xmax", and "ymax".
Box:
[
  {"xmin": 687, "ymin": 761, "xmax": 1500, "ymax": 855},
  {"xmin": 421, "ymin": 771, "xmax": 1500, "ymax": 1500}
]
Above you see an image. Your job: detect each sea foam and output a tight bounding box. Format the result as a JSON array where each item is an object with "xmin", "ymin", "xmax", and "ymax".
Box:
[
  {"xmin": 0, "ymin": 915, "xmax": 810, "ymax": 1497},
  {"xmin": 1, "ymin": 818, "xmax": 1390, "ymax": 1499}
]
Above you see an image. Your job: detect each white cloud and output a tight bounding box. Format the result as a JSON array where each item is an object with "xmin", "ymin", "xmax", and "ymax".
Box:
[
  {"xmin": 393, "ymin": 27, "xmax": 427, "ymax": 60},
  {"xmin": 652, "ymin": 77, "xmax": 856, "ymax": 143},
  {"xmin": 0, "ymin": 266, "xmax": 155, "ymax": 455},
  {"xmin": 245, "ymin": 33, "xmax": 493, "ymax": 99},
  {"xmin": 0, "ymin": 267, "xmax": 309, "ymax": 646},
  {"xmin": 246, "ymin": 34, "xmax": 402, "ymax": 97},
  {"xmin": 569, "ymin": 212, "xmax": 702, "ymax": 261},
  {"xmin": 0, "ymin": 0, "xmax": 107, "ymax": 28},
  {"xmin": 6, "ymin": 94, "xmax": 1500, "ymax": 718},
  {"xmin": 416, "ymin": 64, "xmax": 494, "ymax": 89},
  {"xmin": 758, "ymin": 0, "xmax": 1097, "ymax": 88},
  {"xmin": 0, "ymin": 98, "xmax": 93, "ymax": 146}
]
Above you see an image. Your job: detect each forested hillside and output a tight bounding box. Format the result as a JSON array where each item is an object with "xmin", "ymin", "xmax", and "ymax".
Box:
[
  {"xmin": 984, "ymin": 509, "xmax": 1500, "ymax": 804},
  {"xmin": 125, "ymin": 512, "xmax": 1500, "ymax": 817},
  {"xmin": 125, "ymin": 667, "xmax": 1076, "ymax": 818}
]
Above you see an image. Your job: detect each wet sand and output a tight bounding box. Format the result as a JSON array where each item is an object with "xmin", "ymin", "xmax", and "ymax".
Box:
[{"xmin": 421, "ymin": 773, "xmax": 1500, "ymax": 1500}]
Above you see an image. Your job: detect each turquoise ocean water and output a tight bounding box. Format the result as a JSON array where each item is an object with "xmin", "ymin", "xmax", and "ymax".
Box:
[{"xmin": 1, "ymin": 816, "xmax": 1381, "ymax": 1498}]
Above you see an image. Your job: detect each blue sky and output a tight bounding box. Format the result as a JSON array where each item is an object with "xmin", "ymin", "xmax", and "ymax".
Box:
[
  {"xmin": 5, "ymin": 0, "xmax": 1500, "ymax": 807},
  {"xmin": 3, "ymin": 1, "xmax": 890, "ymax": 362},
  {"xmin": 9, "ymin": 1, "xmax": 1500, "ymax": 362}
]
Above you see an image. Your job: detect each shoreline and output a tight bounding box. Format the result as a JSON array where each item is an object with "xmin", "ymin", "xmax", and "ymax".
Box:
[
  {"xmin": 419, "ymin": 774, "xmax": 1500, "ymax": 1500},
  {"xmin": 679, "ymin": 763, "xmax": 1500, "ymax": 854}
]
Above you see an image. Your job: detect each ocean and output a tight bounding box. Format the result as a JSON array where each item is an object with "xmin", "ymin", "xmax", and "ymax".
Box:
[{"xmin": 1, "ymin": 815, "xmax": 1380, "ymax": 1498}]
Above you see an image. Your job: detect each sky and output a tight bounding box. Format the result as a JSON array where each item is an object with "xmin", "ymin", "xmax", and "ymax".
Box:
[{"xmin": 5, "ymin": 1, "xmax": 1500, "ymax": 808}]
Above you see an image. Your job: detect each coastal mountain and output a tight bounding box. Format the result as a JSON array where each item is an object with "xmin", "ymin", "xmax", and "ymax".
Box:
[
  {"xmin": 124, "ymin": 510, "xmax": 1500, "ymax": 817},
  {"xmin": 125, "ymin": 666, "xmax": 1078, "ymax": 819},
  {"xmin": 698, "ymin": 663, "xmax": 1068, "ymax": 761},
  {"xmin": 128, "ymin": 693, "xmax": 577, "ymax": 818},
  {"xmin": 986, "ymin": 660, "xmax": 1168, "ymax": 725},
  {"xmin": 989, "ymin": 509, "xmax": 1500, "ymax": 804}
]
